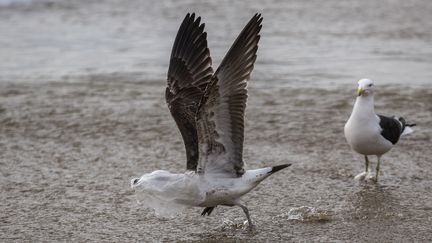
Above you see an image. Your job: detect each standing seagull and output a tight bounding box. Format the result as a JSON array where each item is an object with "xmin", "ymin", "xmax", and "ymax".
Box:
[
  {"xmin": 344, "ymin": 79, "xmax": 416, "ymax": 181},
  {"xmin": 131, "ymin": 13, "xmax": 291, "ymax": 228}
]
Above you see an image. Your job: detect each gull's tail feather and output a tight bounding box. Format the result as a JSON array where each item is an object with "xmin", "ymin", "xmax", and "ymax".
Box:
[
  {"xmin": 401, "ymin": 126, "xmax": 414, "ymax": 136},
  {"xmin": 243, "ymin": 164, "xmax": 292, "ymax": 184},
  {"xmin": 270, "ymin": 164, "xmax": 292, "ymax": 174},
  {"xmin": 398, "ymin": 117, "xmax": 416, "ymax": 136}
]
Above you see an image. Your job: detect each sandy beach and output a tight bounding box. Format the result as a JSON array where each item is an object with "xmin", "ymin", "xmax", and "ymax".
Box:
[{"xmin": 1, "ymin": 0, "xmax": 432, "ymax": 241}]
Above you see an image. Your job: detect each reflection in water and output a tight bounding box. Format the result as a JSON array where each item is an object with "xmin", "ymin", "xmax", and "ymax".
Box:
[
  {"xmin": 188, "ymin": 219, "xmax": 260, "ymax": 242},
  {"xmin": 349, "ymin": 183, "xmax": 403, "ymax": 222}
]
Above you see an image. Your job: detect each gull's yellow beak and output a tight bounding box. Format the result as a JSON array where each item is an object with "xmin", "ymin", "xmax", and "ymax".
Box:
[{"xmin": 357, "ymin": 88, "xmax": 365, "ymax": 96}]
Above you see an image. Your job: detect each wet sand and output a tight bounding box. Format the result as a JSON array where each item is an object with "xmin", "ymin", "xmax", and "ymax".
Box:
[
  {"xmin": 1, "ymin": 78, "xmax": 431, "ymax": 241},
  {"xmin": 1, "ymin": 0, "xmax": 432, "ymax": 241}
]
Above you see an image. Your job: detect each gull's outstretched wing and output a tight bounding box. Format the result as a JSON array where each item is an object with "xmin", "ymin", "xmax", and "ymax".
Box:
[
  {"xmin": 196, "ymin": 14, "xmax": 263, "ymax": 176},
  {"xmin": 166, "ymin": 13, "xmax": 214, "ymax": 171}
]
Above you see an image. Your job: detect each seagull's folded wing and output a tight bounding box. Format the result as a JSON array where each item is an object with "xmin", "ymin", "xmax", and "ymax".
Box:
[
  {"xmin": 196, "ymin": 14, "xmax": 263, "ymax": 177},
  {"xmin": 377, "ymin": 115, "xmax": 403, "ymax": 144}
]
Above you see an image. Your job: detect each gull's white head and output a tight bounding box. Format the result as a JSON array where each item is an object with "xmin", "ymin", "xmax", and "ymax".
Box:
[
  {"xmin": 131, "ymin": 177, "xmax": 141, "ymax": 188},
  {"xmin": 357, "ymin": 78, "xmax": 375, "ymax": 97},
  {"xmin": 130, "ymin": 170, "xmax": 183, "ymax": 190},
  {"xmin": 130, "ymin": 170, "xmax": 166, "ymax": 189}
]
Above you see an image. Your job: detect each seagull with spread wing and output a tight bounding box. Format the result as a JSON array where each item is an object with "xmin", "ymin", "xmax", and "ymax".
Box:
[
  {"xmin": 344, "ymin": 79, "xmax": 416, "ymax": 182},
  {"xmin": 131, "ymin": 13, "xmax": 291, "ymax": 228}
]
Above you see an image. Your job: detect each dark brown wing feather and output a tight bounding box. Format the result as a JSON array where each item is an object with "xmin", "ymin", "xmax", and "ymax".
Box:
[
  {"xmin": 196, "ymin": 14, "xmax": 263, "ymax": 176},
  {"xmin": 166, "ymin": 13, "xmax": 214, "ymax": 171}
]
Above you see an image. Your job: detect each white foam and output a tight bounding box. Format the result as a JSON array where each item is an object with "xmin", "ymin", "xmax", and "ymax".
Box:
[
  {"xmin": 275, "ymin": 206, "xmax": 331, "ymax": 221},
  {"xmin": 220, "ymin": 219, "xmax": 249, "ymax": 230}
]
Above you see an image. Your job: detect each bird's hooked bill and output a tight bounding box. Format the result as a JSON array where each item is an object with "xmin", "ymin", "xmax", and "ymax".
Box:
[{"xmin": 357, "ymin": 88, "xmax": 365, "ymax": 96}]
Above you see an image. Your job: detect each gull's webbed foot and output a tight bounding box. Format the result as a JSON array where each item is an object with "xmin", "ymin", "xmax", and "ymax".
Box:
[
  {"xmin": 237, "ymin": 203, "xmax": 254, "ymax": 230},
  {"xmin": 354, "ymin": 171, "xmax": 368, "ymax": 180},
  {"xmin": 222, "ymin": 203, "xmax": 256, "ymax": 230},
  {"xmin": 354, "ymin": 171, "xmax": 376, "ymax": 181},
  {"xmin": 366, "ymin": 172, "xmax": 376, "ymax": 181}
]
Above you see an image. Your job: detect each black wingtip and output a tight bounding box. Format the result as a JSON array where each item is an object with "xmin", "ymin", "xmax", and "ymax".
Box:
[
  {"xmin": 184, "ymin": 13, "xmax": 203, "ymax": 27},
  {"xmin": 184, "ymin": 13, "xmax": 191, "ymax": 21},
  {"xmin": 398, "ymin": 117, "xmax": 416, "ymax": 127},
  {"xmin": 270, "ymin": 164, "xmax": 292, "ymax": 173},
  {"xmin": 184, "ymin": 12, "xmax": 196, "ymax": 22},
  {"xmin": 255, "ymin": 13, "xmax": 263, "ymax": 23}
]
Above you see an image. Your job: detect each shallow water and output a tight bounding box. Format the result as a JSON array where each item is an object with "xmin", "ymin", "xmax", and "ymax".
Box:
[
  {"xmin": 1, "ymin": 0, "xmax": 432, "ymax": 86},
  {"xmin": 1, "ymin": 0, "xmax": 432, "ymax": 242}
]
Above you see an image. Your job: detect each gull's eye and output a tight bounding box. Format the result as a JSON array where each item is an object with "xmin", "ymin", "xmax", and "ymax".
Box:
[{"xmin": 368, "ymin": 84, "xmax": 373, "ymax": 87}]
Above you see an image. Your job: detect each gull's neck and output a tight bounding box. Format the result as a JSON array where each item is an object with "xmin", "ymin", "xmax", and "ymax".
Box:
[{"xmin": 352, "ymin": 94, "xmax": 376, "ymax": 119}]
